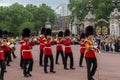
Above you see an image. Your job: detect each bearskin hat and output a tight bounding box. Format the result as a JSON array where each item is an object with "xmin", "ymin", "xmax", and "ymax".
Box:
[
  {"xmin": 58, "ymin": 31, "xmax": 63, "ymax": 37},
  {"xmin": 64, "ymin": 29, "xmax": 70, "ymax": 37},
  {"xmin": 3, "ymin": 30, "xmax": 8, "ymax": 39},
  {"xmin": 22, "ymin": 28, "xmax": 30, "ymax": 38},
  {"xmin": 85, "ymin": 26, "xmax": 94, "ymax": 37},
  {"xmin": 80, "ymin": 32, "xmax": 85, "ymax": 40},
  {"xmin": 0, "ymin": 29, "xmax": 3, "ymax": 38},
  {"xmin": 8, "ymin": 32, "xmax": 14, "ymax": 37},
  {"xmin": 3, "ymin": 31, "xmax": 8, "ymax": 35},
  {"xmin": 45, "ymin": 28, "xmax": 51, "ymax": 37},
  {"xmin": 41, "ymin": 27, "xmax": 46, "ymax": 35}
]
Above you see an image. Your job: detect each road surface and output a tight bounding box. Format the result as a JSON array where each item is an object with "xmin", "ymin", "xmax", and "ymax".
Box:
[{"xmin": 4, "ymin": 44, "xmax": 120, "ymax": 80}]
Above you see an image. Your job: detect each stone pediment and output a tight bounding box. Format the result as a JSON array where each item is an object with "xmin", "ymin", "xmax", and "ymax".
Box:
[{"xmin": 110, "ymin": 8, "xmax": 120, "ymax": 19}]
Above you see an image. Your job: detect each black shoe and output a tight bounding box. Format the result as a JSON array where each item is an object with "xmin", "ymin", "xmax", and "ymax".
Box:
[
  {"xmin": 79, "ymin": 65, "xmax": 84, "ymax": 67},
  {"xmin": 40, "ymin": 64, "xmax": 44, "ymax": 67},
  {"xmin": 64, "ymin": 68, "xmax": 69, "ymax": 70},
  {"xmin": 10, "ymin": 60, "xmax": 13, "ymax": 62},
  {"xmin": 27, "ymin": 72, "xmax": 32, "ymax": 77},
  {"xmin": 70, "ymin": 67, "xmax": 75, "ymax": 70},
  {"xmin": 4, "ymin": 70, "xmax": 7, "ymax": 73},
  {"xmin": 91, "ymin": 77, "xmax": 95, "ymax": 80},
  {"xmin": 56, "ymin": 62, "xmax": 59, "ymax": 64},
  {"xmin": 13, "ymin": 56, "xmax": 17, "ymax": 59},
  {"xmin": 7, "ymin": 64, "xmax": 11, "ymax": 66},
  {"xmin": 24, "ymin": 74, "xmax": 29, "ymax": 77},
  {"xmin": 44, "ymin": 71, "xmax": 49, "ymax": 74},
  {"xmin": 50, "ymin": 71, "xmax": 56, "ymax": 73}
]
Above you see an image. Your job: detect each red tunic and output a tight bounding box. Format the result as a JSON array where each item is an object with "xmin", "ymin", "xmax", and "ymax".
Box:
[
  {"xmin": 56, "ymin": 38, "xmax": 63, "ymax": 51},
  {"xmin": 85, "ymin": 39, "xmax": 95, "ymax": 58},
  {"xmin": 44, "ymin": 39, "xmax": 52, "ymax": 55},
  {"xmin": 30, "ymin": 41, "xmax": 35, "ymax": 46},
  {"xmin": 80, "ymin": 42, "xmax": 86, "ymax": 53},
  {"xmin": 38, "ymin": 35, "xmax": 45, "ymax": 50},
  {"xmin": 0, "ymin": 49, "xmax": 5, "ymax": 60},
  {"xmin": 3, "ymin": 45, "xmax": 11, "ymax": 52},
  {"xmin": 63, "ymin": 38, "xmax": 72, "ymax": 53},
  {"xmin": 21, "ymin": 42, "xmax": 33, "ymax": 59}
]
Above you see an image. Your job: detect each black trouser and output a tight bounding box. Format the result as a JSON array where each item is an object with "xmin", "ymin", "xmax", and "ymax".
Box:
[
  {"xmin": 39, "ymin": 50, "xmax": 44, "ymax": 66},
  {"xmin": 20, "ymin": 54, "xmax": 23, "ymax": 69},
  {"xmin": 11, "ymin": 51, "xmax": 16, "ymax": 59},
  {"xmin": 44, "ymin": 55, "xmax": 54, "ymax": 72},
  {"xmin": 23, "ymin": 59, "xmax": 34, "ymax": 75},
  {"xmin": 5, "ymin": 51, "xmax": 11, "ymax": 65},
  {"xmin": 85, "ymin": 58, "xmax": 97, "ymax": 80},
  {"xmin": 56, "ymin": 50, "xmax": 64, "ymax": 64},
  {"xmin": 79, "ymin": 53, "xmax": 84, "ymax": 66},
  {"xmin": 0, "ymin": 60, "xmax": 6, "ymax": 80},
  {"xmin": 64, "ymin": 53, "xmax": 74, "ymax": 69}
]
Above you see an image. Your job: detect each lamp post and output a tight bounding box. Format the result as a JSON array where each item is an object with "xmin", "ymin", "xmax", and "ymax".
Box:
[
  {"xmin": 86, "ymin": 0, "xmax": 93, "ymax": 12},
  {"xmin": 84, "ymin": 0, "xmax": 95, "ymax": 28},
  {"xmin": 112, "ymin": 0, "xmax": 120, "ymax": 7},
  {"xmin": 45, "ymin": 17, "xmax": 51, "ymax": 29}
]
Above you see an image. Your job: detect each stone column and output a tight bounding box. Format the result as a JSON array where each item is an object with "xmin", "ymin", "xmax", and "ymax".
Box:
[
  {"xmin": 109, "ymin": 8, "xmax": 120, "ymax": 37},
  {"xmin": 72, "ymin": 16, "xmax": 78, "ymax": 35}
]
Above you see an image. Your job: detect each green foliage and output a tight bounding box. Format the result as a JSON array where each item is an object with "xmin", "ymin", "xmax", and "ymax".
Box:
[
  {"xmin": 68, "ymin": 0, "xmax": 117, "ymax": 22},
  {"xmin": 0, "ymin": 3, "xmax": 56, "ymax": 36}
]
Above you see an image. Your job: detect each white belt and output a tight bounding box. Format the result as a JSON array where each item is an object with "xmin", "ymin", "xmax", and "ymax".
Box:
[
  {"xmin": 44, "ymin": 46, "xmax": 51, "ymax": 48},
  {"xmin": 22, "ymin": 50, "xmax": 31, "ymax": 53},
  {"xmin": 65, "ymin": 46, "xmax": 71, "ymax": 48},
  {"xmin": 40, "ymin": 43, "xmax": 44, "ymax": 45},
  {"xmin": 57, "ymin": 44, "xmax": 62, "ymax": 46}
]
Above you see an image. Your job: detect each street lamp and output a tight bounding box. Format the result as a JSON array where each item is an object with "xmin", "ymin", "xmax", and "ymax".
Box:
[
  {"xmin": 112, "ymin": 0, "xmax": 120, "ymax": 7},
  {"xmin": 45, "ymin": 17, "xmax": 51, "ymax": 29},
  {"xmin": 86, "ymin": 0, "xmax": 93, "ymax": 11}
]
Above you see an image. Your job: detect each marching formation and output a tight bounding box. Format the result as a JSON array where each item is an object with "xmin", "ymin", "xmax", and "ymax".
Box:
[{"xmin": 0, "ymin": 26, "xmax": 100, "ymax": 80}]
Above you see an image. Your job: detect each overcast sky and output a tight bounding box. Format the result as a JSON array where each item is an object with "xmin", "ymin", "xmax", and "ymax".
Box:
[{"xmin": 0, "ymin": 0, "xmax": 69, "ymax": 9}]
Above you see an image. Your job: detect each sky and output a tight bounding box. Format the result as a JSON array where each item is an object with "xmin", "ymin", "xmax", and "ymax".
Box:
[{"xmin": 0, "ymin": 0, "xmax": 69, "ymax": 9}]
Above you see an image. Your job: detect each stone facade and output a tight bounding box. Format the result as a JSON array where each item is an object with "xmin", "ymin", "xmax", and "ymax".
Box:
[
  {"xmin": 84, "ymin": 11, "xmax": 96, "ymax": 29},
  {"xmin": 109, "ymin": 8, "xmax": 120, "ymax": 37}
]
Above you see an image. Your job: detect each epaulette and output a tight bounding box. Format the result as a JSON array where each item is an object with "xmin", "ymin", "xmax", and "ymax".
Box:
[{"xmin": 84, "ymin": 39, "xmax": 89, "ymax": 42}]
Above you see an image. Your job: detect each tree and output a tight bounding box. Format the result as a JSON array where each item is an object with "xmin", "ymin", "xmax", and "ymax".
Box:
[
  {"xmin": 68, "ymin": 0, "xmax": 114, "ymax": 21},
  {"xmin": 0, "ymin": 3, "xmax": 56, "ymax": 36}
]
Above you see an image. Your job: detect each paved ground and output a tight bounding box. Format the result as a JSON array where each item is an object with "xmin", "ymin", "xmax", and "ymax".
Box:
[{"xmin": 4, "ymin": 44, "xmax": 120, "ymax": 80}]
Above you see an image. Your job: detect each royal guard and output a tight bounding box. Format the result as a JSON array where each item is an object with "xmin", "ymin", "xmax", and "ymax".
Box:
[
  {"xmin": 38, "ymin": 27, "xmax": 46, "ymax": 66},
  {"xmin": 19, "ymin": 37, "xmax": 25, "ymax": 69},
  {"xmin": 3, "ymin": 31, "xmax": 12, "ymax": 66},
  {"xmin": 43, "ymin": 28, "xmax": 56, "ymax": 73},
  {"xmin": 79, "ymin": 33, "xmax": 86, "ymax": 67},
  {"xmin": 8, "ymin": 32, "xmax": 17, "ymax": 59},
  {"xmin": 63, "ymin": 29, "xmax": 75, "ymax": 70},
  {"xmin": 84, "ymin": 26, "xmax": 98, "ymax": 80},
  {"xmin": 55, "ymin": 31, "xmax": 64, "ymax": 64},
  {"xmin": 21, "ymin": 28, "xmax": 34, "ymax": 77},
  {"xmin": 0, "ymin": 30, "xmax": 6, "ymax": 80}
]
